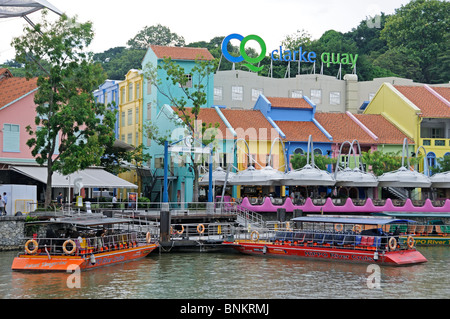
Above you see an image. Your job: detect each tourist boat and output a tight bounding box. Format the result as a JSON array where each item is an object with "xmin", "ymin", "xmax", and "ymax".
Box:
[
  {"xmin": 224, "ymin": 216, "xmax": 427, "ymax": 266},
  {"xmin": 373, "ymin": 212, "xmax": 450, "ymax": 246},
  {"xmin": 11, "ymin": 215, "xmax": 158, "ymax": 272}
]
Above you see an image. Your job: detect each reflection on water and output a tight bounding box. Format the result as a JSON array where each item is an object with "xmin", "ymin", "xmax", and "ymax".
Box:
[{"xmin": 1, "ymin": 247, "xmax": 449, "ymax": 299}]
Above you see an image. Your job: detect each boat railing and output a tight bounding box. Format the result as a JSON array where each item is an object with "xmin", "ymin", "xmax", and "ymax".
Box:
[
  {"xmin": 235, "ymin": 227, "xmax": 417, "ymax": 252},
  {"xmin": 20, "ymin": 231, "xmax": 158, "ymax": 257},
  {"xmin": 170, "ymin": 222, "xmax": 234, "ymax": 240}
]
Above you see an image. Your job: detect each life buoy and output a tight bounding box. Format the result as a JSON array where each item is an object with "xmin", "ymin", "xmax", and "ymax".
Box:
[
  {"xmin": 335, "ymin": 224, "xmax": 344, "ymax": 232},
  {"xmin": 407, "ymin": 236, "xmax": 414, "ymax": 249},
  {"xmin": 197, "ymin": 224, "xmax": 205, "ymax": 234},
  {"xmin": 352, "ymin": 225, "xmax": 362, "ymax": 233},
  {"xmin": 388, "ymin": 237, "xmax": 397, "ymax": 251},
  {"xmin": 63, "ymin": 240, "xmax": 76, "ymax": 255},
  {"xmin": 146, "ymin": 232, "xmax": 152, "ymax": 243},
  {"xmin": 177, "ymin": 225, "xmax": 185, "ymax": 235},
  {"xmin": 250, "ymin": 231, "xmax": 259, "ymax": 242},
  {"xmin": 25, "ymin": 239, "xmax": 39, "ymax": 255}
]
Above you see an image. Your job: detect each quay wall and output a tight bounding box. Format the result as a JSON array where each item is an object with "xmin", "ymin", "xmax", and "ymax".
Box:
[{"xmin": 0, "ymin": 217, "xmax": 26, "ymax": 251}]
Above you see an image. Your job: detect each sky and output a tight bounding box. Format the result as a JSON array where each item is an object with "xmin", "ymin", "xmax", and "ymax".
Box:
[{"xmin": 0, "ymin": 0, "xmax": 412, "ymax": 64}]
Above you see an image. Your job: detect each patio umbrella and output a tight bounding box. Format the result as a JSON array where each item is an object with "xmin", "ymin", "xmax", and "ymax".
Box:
[
  {"xmin": 228, "ymin": 165, "xmax": 285, "ymax": 186},
  {"xmin": 199, "ymin": 166, "xmax": 235, "ymax": 186},
  {"xmin": 0, "ymin": 0, "xmax": 62, "ymax": 18},
  {"xmin": 430, "ymin": 172, "xmax": 450, "ymax": 188}
]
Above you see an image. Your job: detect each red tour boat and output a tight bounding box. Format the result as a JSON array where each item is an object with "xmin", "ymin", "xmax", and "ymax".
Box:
[
  {"xmin": 11, "ymin": 216, "xmax": 158, "ymax": 272},
  {"xmin": 225, "ymin": 216, "xmax": 427, "ymax": 266}
]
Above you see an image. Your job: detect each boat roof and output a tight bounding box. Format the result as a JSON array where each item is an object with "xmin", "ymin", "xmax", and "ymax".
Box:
[
  {"xmin": 26, "ymin": 216, "xmax": 132, "ymax": 227},
  {"xmin": 291, "ymin": 216, "xmax": 416, "ymax": 225},
  {"xmin": 373, "ymin": 212, "xmax": 450, "ymax": 218}
]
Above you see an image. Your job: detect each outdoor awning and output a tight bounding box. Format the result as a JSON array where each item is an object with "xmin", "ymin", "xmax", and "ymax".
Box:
[
  {"xmin": 11, "ymin": 166, "xmax": 138, "ymax": 189},
  {"xmin": 0, "ymin": 0, "xmax": 62, "ymax": 18}
]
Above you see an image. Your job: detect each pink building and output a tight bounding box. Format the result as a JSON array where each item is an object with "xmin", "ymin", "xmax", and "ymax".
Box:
[{"xmin": 0, "ymin": 68, "xmax": 39, "ymax": 163}]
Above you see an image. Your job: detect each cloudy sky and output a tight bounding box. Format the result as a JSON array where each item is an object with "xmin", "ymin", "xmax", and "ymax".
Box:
[{"xmin": 0, "ymin": 0, "xmax": 412, "ymax": 63}]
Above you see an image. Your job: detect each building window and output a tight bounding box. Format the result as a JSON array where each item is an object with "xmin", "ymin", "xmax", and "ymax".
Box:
[
  {"xmin": 121, "ymin": 134, "xmax": 125, "ymax": 141},
  {"xmin": 310, "ymin": 89, "xmax": 322, "ymax": 105},
  {"xmin": 427, "ymin": 152, "xmax": 437, "ymax": 169},
  {"xmin": 104, "ymin": 92, "xmax": 108, "ymax": 106},
  {"xmin": 121, "ymin": 88, "xmax": 125, "ymax": 104},
  {"xmin": 136, "ymin": 107, "xmax": 139, "ymax": 124},
  {"xmin": 121, "ymin": 112, "xmax": 125, "ymax": 127},
  {"xmin": 147, "ymin": 80, "xmax": 152, "ymax": 95},
  {"xmin": 330, "ymin": 92, "xmax": 341, "ymax": 105},
  {"xmin": 252, "ymin": 88, "xmax": 263, "ymax": 101},
  {"xmin": 128, "ymin": 83, "xmax": 133, "ymax": 102},
  {"xmin": 3, "ymin": 124, "xmax": 20, "ymax": 152},
  {"xmin": 127, "ymin": 109, "xmax": 132, "ymax": 126},
  {"xmin": 136, "ymin": 83, "xmax": 140, "ymax": 100},
  {"xmin": 214, "ymin": 87, "xmax": 223, "ymax": 101},
  {"xmin": 293, "ymin": 148, "xmax": 304, "ymax": 155},
  {"xmin": 431, "ymin": 128, "xmax": 443, "ymax": 138},
  {"xmin": 291, "ymin": 90, "xmax": 303, "ymax": 98},
  {"xmin": 180, "ymin": 74, "xmax": 192, "ymax": 88},
  {"xmin": 127, "ymin": 133, "xmax": 132, "ymax": 145},
  {"xmin": 232, "ymin": 86, "xmax": 243, "ymax": 101}
]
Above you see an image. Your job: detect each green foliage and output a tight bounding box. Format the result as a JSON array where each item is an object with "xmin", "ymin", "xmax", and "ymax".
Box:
[
  {"xmin": 290, "ymin": 154, "xmax": 336, "ymax": 171},
  {"xmin": 93, "ymin": 47, "xmax": 146, "ymax": 80},
  {"xmin": 361, "ymin": 150, "xmax": 422, "ymax": 176},
  {"xmin": 432, "ymin": 155, "xmax": 450, "ymax": 174},
  {"xmin": 127, "ymin": 24, "xmax": 185, "ymax": 49},
  {"xmin": 12, "ymin": 12, "xmax": 116, "ymax": 206}
]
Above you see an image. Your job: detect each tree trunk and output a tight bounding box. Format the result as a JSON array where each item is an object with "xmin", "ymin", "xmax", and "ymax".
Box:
[{"xmin": 44, "ymin": 160, "xmax": 54, "ymax": 208}]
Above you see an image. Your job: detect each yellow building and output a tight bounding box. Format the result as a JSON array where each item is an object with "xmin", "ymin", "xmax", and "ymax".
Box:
[
  {"xmin": 364, "ymin": 83, "xmax": 450, "ymax": 170},
  {"xmin": 118, "ymin": 69, "xmax": 144, "ymax": 199}
]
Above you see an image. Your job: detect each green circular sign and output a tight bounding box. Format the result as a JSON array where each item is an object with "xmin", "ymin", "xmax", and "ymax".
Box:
[{"xmin": 240, "ymin": 35, "xmax": 267, "ymax": 65}]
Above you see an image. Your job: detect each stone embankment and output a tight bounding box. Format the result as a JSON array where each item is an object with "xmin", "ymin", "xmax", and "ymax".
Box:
[{"xmin": 0, "ymin": 217, "xmax": 26, "ymax": 251}]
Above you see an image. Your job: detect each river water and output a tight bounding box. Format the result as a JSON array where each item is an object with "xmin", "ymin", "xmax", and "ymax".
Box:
[{"xmin": 0, "ymin": 247, "xmax": 449, "ymax": 300}]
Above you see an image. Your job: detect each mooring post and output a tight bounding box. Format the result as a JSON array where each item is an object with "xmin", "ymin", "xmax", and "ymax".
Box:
[{"xmin": 160, "ymin": 210, "xmax": 171, "ymax": 243}]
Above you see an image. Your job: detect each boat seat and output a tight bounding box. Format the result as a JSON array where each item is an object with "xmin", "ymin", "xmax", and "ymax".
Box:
[
  {"xmin": 366, "ymin": 236, "xmax": 375, "ymax": 246},
  {"xmin": 304, "ymin": 232, "xmax": 314, "ymax": 243},
  {"xmin": 354, "ymin": 235, "xmax": 362, "ymax": 246},
  {"xmin": 293, "ymin": 232, "xmax": 306, "ymax": 243},
  {"xmin": 314, "ymin": 233, "xmax": 325, "ymax": 244},
  {"xmin": 324, "ymin": 233, "xmax": 334, "ymax": 245}
]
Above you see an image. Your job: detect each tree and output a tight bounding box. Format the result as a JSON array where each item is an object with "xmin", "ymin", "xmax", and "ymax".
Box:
[
  {"xmin": 431, "ymin": 155, "xmax": 450, "ymax": 174},
  {"xmin": 361, "ymin": 150, "xmax": 422, "ymax": 176},
  {"xmin": 144, "ymin": 57, "xmax": 219, "ymax": 202},
  {"xmin": 127, "ymin": 24, "xmax": 185, "ymax": 50},
  {"xmin": 12, "ymin": 12, "xmax": 116, "ymax": 208},
  {"xmin": 381, "ymin": 0, "xmax": 450, "ymax": 83},
  {"xmin": 290, "ymin": 154, "xmax": 336, "ymax": 171},
  {"xmin": 93, "ymin": 47, "xmax": 146, "ymax": 80}
]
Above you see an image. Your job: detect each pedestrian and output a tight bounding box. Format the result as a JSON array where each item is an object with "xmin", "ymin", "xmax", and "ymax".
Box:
[
  {"xmin": 2, "ymin": 192, "xmax": 7, "ymax": 215},
  {"xmin": 112, "ymin": 194, "xmax": 118, "ymax": 209},
  {"xmin": 0, "ymin": 195, "xmax": 5, "ymax": 216},
  {"xmin": 57, "ymin": 192, "xmax": 63, "ymax": 209}
]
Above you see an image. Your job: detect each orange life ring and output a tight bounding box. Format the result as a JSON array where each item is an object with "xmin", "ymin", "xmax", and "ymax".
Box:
[
  {"xmin": 25, "ymin": 239, "xmax": 39, "ymax": 255},
  {"xmin": 250, "ymin": 231, "xmax": 259, "ymax": 242},
  {"xmin": 177, "ymin": 225, "xmax": 185, "ymax": 235},
  {"xmin": 388, "ymin": 237, "xmax": 397, "ymax": 251},
  {"xmin": 407, "ymin": 236, "xmax": 414, "ymax": 249},
  {"xmin": 335, "ymin": 224, "xmax": 344, "ymax": 232},
  {"xmin": 197, "ymin": 224, "xmax": 205, "ymax": 234},
  {"xmin": 352, "ymin": 225, "xmax": 362, "ymax": 233},
  {"xmin": 62, "ymin": 240, "xmax": 76, "ymax": 255}
]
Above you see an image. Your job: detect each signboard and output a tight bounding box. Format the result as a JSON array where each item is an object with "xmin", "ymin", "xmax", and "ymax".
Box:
[{"xmin": 221, "ymin": 33, "xmax": 358, "ymax": 72}]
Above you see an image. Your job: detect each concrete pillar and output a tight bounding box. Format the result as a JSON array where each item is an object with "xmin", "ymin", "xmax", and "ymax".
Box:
[{"xmin": 344, "ymin": 74, "xmax": 359, "ymax": 113}]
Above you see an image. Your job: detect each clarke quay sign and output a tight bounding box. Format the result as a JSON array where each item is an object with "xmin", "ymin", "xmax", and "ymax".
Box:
[{"xmin": 221, "ymin": 33, "xmax": 358, "ymax": 72}]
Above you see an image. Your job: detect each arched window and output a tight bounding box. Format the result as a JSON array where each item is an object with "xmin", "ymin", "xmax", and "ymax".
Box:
[
  {"xmin": 427, "ymin": 152, "xmax": 437, "ymax": 168},
  {"xmin": 294, "ymin": 148, "xmax": 304, "ymax": 155},
  {"xmin": 314, "ymin": 148, "xmax": 323, "ymax": 155}
]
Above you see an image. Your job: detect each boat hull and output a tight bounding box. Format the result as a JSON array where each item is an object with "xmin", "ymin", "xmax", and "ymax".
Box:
[
  {"xmin": 11, "ymin": 243, "xmax": 158, "ymax": 272},
  {"xmin": 226, "ymin": 241, "xmax": 427, "ymax": 266}
]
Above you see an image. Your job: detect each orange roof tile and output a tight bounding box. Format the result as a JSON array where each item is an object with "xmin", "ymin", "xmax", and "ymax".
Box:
[
  {"xmin": 315, "ymin": 113, "xmax": 375, "ymax": 144},
  {"xmin": 150, "ymin": 45, "xmax": 214, "ymax": 61},
  {"xmin": 431, "ymin": 87, "xmax": 450, "ymax": 103},
  {"xmin": 0, "ymin": 72, "xmax": 38, "ymax": 108},
  {"xmin": 266, "ymin": 97, "xmax": 312, "ymax": 109},
  {"xmin": 171, "ymin": 106, "xmax": 230, "ymax": 138},
  {"xmin": 395, "ymin": 85, "xmax": 450, "ymax": 118},
  {"xmin": 275, "ymin": 121, "xmax": 329, "ymax": 142},
  {"xmin": 220, "ymin": 109, "xmax": 280, "ymax": 141},
  {"xmin": 353, "ymin": 114, "xmax": 414, "ymax": 145}
]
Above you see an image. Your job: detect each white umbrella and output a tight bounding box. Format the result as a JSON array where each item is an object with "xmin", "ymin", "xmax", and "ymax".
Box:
[
  {"xmin": 199, "ymin": 166, "xmax": 235, "ymax": 186},
  {"xmin": 0, "ymin": 0, "xmax": 62, "ymax": 18},
  {"xmin": 229, "ymin": 165, "xmax": 285, "ymax": 186},
  {"xmin": 430, "ymin": 172, "xmax": 450, "ymax": 188}
]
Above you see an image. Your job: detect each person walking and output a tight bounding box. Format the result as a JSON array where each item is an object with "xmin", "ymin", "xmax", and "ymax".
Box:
[
  {"xmin": 2, "ymin": 192, "xmax": 7, "ymax": 215},
  {"xmin": 0, "ymin": 195, "xmax": 5, "ymax": 216}
]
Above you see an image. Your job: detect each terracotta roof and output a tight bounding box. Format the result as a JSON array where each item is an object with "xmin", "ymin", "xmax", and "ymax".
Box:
[
  {"xmin": 315, "ymin": 113, "xmax": 375, "ymax": 144},
  {"xmin": 150, "ymin": 45, "xmax": 214, "ymax": 61},
  {"xmin": 275, "ymin": 121, "xmax": 329, "ymax": 142},
  {"xmin": 266, "ymin": 97, "xmax": 312, "ymax": 109},
  {"xmin": 395, "ymin": 85, "xmax": 450, "ymax": 118},
  {"xmin": 431, "ymin": 87, "xmax": 450, "ymax": 102},
  {"xmin": 220, "ymin": 109, "xmax": 280, "ymax": 141},
  {"xmin": 171, "ymin": 107, "xmax": 231, "ymax": 138},
  {"xmin": 0, "ymin": 72, "xmax": 38, "ymax": 108},
  {"xmin": 353, "ymin": 114, "xmax": 414, "ymax": 145}
]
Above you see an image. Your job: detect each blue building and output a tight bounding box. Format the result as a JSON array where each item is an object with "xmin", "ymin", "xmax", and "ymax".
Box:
[{"xmin": 93, "ymin": 80, "xmax": 120, "ymax": 139}]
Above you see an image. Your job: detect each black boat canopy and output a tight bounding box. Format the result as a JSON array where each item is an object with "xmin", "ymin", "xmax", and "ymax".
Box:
[{"xmin": 291, "ymin": 216, "xmax": 416, "ymax": 225}]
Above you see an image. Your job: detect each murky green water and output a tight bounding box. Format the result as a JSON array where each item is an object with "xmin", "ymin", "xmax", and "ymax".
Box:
[{"xmin": 0, "ymin": 247, "xmax": 449, "ymax": 299}]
